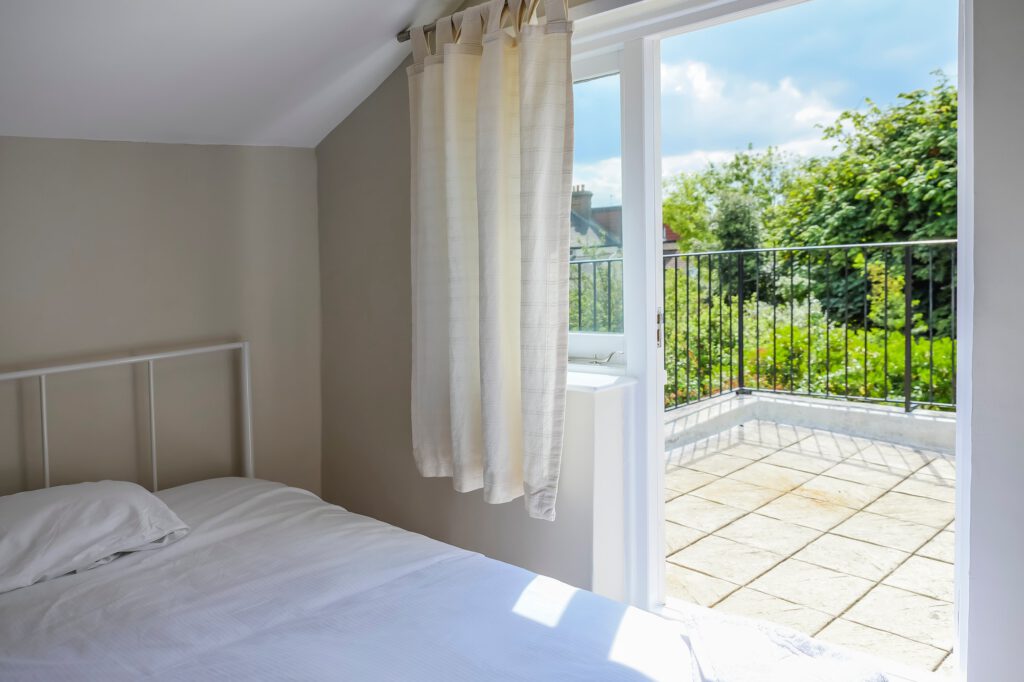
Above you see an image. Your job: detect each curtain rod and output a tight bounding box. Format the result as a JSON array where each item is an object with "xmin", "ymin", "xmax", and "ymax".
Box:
[
  {"xmin": 395, "ymin": 0, "xmax": 542, "ymax": 43},
  {"xmin": 398, "ymin": 0, "xmax": 616, "ymax": 43},
  {"xmin": 396, "ymin": 23, "xmax": 432, "ymax": 44}
]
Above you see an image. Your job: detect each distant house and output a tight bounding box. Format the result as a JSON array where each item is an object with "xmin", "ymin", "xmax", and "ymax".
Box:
[
  {"xmin": 662, "ymin": 224, "xmax": 683, "ymax": 256},
  {"xmin": 570, "ymin": 185, "xmax": 682, "ymax": 261},
  {"xmin": 571, "ymin": 185, "xmax": 621, "ymax": 260}
]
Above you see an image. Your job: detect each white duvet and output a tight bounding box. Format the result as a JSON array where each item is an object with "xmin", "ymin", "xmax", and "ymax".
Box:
[{"xmin": 0, "ymin": 478, "xmax": 899, "ymax": 681}]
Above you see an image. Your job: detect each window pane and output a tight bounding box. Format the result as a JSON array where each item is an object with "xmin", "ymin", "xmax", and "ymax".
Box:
[{"xmin": 571, "ymin": 74, "xmax": 623, "ymax": 334}]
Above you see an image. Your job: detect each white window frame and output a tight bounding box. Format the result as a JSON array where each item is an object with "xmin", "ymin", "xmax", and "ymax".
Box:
[
  {"xmin": 570, "ymin": 41, "xmax": 665, "ymax": 607},
  {"xmin": 571, "ymin": 6, "xmax": 973, "ymax": 676}
]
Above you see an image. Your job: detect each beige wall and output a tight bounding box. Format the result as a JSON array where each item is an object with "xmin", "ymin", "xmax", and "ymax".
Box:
[
  {"xmin": 0, "ymin": 137, "xmax": 322, "ymax": 495},
  {"xmin": 317, "ymin": 63, "xmax": 609, "ymax": 588}
]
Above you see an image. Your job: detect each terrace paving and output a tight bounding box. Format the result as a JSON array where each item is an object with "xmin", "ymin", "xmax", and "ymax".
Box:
[{"xmin": 664, "ymin": 420, "xmax": 956, "ymax": 675}]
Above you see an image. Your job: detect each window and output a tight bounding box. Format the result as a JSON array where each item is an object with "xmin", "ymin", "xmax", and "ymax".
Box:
[{"xmin": 569, "ymin": 70, "xmax": 625, "ymax": 364}]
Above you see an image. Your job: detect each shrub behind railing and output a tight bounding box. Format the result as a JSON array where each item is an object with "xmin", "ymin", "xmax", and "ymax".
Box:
[{"xmin": 568, "ymin": 240, "xmax": 957, "ymax": 412}]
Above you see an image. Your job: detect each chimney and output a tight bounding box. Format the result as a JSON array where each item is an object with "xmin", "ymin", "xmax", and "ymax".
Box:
[{"xmin": 571, "ymin": 184, "xmax": 593, "ymax": 220}]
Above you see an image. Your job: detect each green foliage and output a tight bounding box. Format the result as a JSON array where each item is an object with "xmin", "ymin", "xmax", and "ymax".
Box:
[
  {"xmin": 661, "ymin": 173, "xmax": 712, "ymax": 249},
  {"xmin": 867, "ymin": 262, "xmax": 917, "ymax": 331},
  {"xmin": 659, "ymin": 74, "xmax": 958, "ymax": 341},
  {"xmin": 570, "ymin": 261, "xmax": 624, "ymax": 333},
  {"xmin": 661, "ymin": 75, "xmax": 957, "ymax": 250},
  {"xmin": 662, "ymin": 145, "xmax": 802, "ymax": 251},
  {"xmin": 700, "ymin": 145, "xmax": 801, "ymax": 239},
  {"xmin": 776, "ymin": 74, "xmax": 958, "ymax": 246},
  {"xmin": 712, "ymin": 192, "xmax": 760, "ymax": 297},
  {"xmin": 580, "ymin": 73, "xmax": 959, "ymax": 411},
  {"xmin": 712, "ymin": 191, "xmax": 761, "ymax": 251},
  {"xmin": 661, "ymin": 269, "xmax": 955, "ymax": 409}
]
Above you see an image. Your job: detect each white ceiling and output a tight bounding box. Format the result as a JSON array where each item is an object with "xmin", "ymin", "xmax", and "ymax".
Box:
[{"xmin": 0, "ymin": 0, "xmax": 461, "ymax": 147}]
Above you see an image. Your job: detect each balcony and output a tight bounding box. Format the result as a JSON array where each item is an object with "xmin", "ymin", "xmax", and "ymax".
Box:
[{"xmin": 572, "ymin": 240, "xmax": 958, "ymax": 676}]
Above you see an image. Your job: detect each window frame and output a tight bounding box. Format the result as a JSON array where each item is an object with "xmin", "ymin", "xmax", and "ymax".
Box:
[{"xmin": 572, "ymin": 33, "xmax": 666, "ymax": 608}]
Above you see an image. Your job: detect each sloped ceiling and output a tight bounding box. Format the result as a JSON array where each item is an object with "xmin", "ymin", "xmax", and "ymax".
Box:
[{"xmin": 0, "ymin": 0, "xmax": 461, "ymax": 147}]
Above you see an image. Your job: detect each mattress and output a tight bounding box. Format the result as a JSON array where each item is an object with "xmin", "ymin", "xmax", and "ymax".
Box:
[{"xmin": 0, "ymin": 478, "xmax": 897, "ymax": 681}]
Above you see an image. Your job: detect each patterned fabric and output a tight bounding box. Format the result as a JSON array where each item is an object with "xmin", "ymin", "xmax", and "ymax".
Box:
[{"xmin": 408, "ymin": 0, "xmax": 573, "ymax": 520}]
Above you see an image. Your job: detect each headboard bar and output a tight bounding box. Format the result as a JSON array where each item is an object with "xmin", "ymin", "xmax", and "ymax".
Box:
[
  {"xmin": 0, "ymin": 341, "xmax": 255, "ymax": 491},
  {"xmin": 239, "ymin": 342, "xmax": 254, "ymax": 480},
  {"xmin": 39, "ymin": 374, "xmax": 50, "ymax": 488},
  {"xmin": 147, "ymin": 360, "xmax": 158, "ymax": 491}
]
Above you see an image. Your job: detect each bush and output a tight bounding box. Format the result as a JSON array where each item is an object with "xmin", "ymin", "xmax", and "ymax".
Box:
[{"xmin": 662, "ymin": 269, "xmax": 954, "ymax": 409}]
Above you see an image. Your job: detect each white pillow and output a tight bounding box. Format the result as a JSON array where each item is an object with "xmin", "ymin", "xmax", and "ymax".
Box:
[{"xmin": 0, "ymin": 480, "xmax": 189, "ymax": 594}]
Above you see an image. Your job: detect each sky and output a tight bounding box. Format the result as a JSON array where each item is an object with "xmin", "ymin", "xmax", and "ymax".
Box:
[{"xmin": 572, "ymin": 0, "xmax": 959, "ymax": 208}]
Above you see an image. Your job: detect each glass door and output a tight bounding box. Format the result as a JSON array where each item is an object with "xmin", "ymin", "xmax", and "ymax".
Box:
[{"xmin": 572, "ymin": 45, "xmax": 667, "ymax": 609}]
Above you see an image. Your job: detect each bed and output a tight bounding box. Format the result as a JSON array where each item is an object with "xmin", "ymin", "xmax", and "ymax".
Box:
[
  {"xmin": 0, "ymin": 475, "xmax": 909, "ymax": 681},
  {"xmin": 0, "ymin": 344, "xmax": 905, "ymax": 681}
]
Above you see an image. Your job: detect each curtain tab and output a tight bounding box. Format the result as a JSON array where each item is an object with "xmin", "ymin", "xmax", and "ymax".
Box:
[
  {"xmin": 411, "ymin": 26, "xmax": 429, "ymax": 64},
  {"xmin": 544, "ymin": 0, "xmax": 568, "ymax": 23},
  {"xmin": 452, "ymin": 10, "xmax": 463, "ymax": 36},
  {"xmin": 458, "ymin": 6, "xmax": 484, "ymax": 47},
  {"xmin": 435, "ymin": 15, "xmax": 456, "ymax": 49},
  {"xmin": 508, "ymin": 0, "xmax": 525, "ymax": 33},
  {"xmin": 484, "ymin": 0, "xmax": 505, "ymax": 36}
]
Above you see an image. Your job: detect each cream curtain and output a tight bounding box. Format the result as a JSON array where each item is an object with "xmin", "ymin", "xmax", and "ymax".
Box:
[{"xmin": 408, "ymin": 0, "xmax": 573, "ymax": 521}]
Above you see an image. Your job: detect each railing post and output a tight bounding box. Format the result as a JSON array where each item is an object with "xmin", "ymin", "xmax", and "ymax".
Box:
[
  {"xmin": 736, "ymin": 252, "xmax": 746, "ymax": 393},
  {"xmin": 903, "ymin": 246, "xmax": 913, "ymax": 412}
]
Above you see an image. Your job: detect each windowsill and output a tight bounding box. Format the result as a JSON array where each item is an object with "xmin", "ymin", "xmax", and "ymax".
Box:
[{"xmin": 567, "ymin": 369, "xmax": 635, "ymax": 392}]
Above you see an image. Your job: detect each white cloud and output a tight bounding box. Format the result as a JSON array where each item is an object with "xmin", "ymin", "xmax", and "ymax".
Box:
[
  {"xmin": 574, "ymin": 138, "xmax": 836, "ymax": 205},
  {"xmin": 794, "ymin": 104, "xmax": 834, "ymax": 125},
  {"xmin": 661, "ymin": 61, "xmax": 724, "ymax": 101},
  {"xmin": 661, "ymin": 150, "xmax": 735, "ymax": 177},
  {"xmin": 661, "ymin": 60, "xmax": 842, "ymax": 157},
  {"xmin": 573, "ymin": 62, "xmax": 849, "ymax": 205},
  {"xmin": 775, "ymin": 136, "xmax": 837, "ymax": 158},
  {"xmin": 572, "ymin": 150, "xmax": 738, "ymax": 200}
]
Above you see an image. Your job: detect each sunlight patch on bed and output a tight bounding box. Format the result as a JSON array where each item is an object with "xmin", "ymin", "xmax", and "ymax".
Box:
[
  {"xmin": 511, "ymin": 576, "xmax": 577, "ymax": 628},
  {"xmin": 609, "ymin": 607, "xmax": 694, "ymax": 678}
]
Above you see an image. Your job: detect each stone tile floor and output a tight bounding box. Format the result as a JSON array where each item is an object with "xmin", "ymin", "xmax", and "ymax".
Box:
[{"xmin": 664, "ymin": 420, "xmax": 956, "ymax": 676}]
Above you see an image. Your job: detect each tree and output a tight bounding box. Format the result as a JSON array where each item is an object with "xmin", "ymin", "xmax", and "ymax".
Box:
[
  {"xmin": 700, "ymin": 146, "xmax": 801, "ymax": 245},
  {"xmin": 773, "ymin": 75, "xmax": 958, "ymax": 330},
  {"xmin": 775, "ymin": 74, "xmax": 957, "ymax": 246},
  {"xmin": 712, "ymin": 191, "xmax": 761, "ymax": 250},
  {"xmin": 711, "ymin": 191, "xmax": 761, "ymax": 298},
  {"xmin": 661, "ymin": 173, "xmax": 713, "ymax": 250},
  {"xmin": 661, "ymin": 146, "xmax": 802, "ymax": 251}
]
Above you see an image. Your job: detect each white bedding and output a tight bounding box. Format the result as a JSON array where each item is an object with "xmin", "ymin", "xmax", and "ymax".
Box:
[{"xmin": 0, "ymin": 478, "xmax": 899, "ymax": 681}]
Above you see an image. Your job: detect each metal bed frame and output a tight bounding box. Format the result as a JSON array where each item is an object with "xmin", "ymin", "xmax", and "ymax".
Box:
[{"xmin": 0, "ymin": 342, "xmax": 254, "ymax": 491}]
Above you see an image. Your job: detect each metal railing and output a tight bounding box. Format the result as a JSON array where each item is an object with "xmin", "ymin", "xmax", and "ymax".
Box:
[
  {"xmin": 570, "ymin": 257, "xmax": 624, "ymax": 333},
  {"xmin": 569, "ymin": 240, "xmax": 958, "ymax": 413},
  {"xmin": 662, "ymin": 240, "xmax": 957, "ymax": 412}
]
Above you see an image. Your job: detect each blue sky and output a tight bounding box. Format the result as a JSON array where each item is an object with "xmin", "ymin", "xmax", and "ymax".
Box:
[{"xmin": 573, "ymin": 0, "xmax": 959, "ymax": 207}]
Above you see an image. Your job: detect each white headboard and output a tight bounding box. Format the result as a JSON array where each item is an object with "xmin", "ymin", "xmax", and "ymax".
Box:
[{"xmin": 0, "ymin": 342, "xmax": 254, "ymax": 491}]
